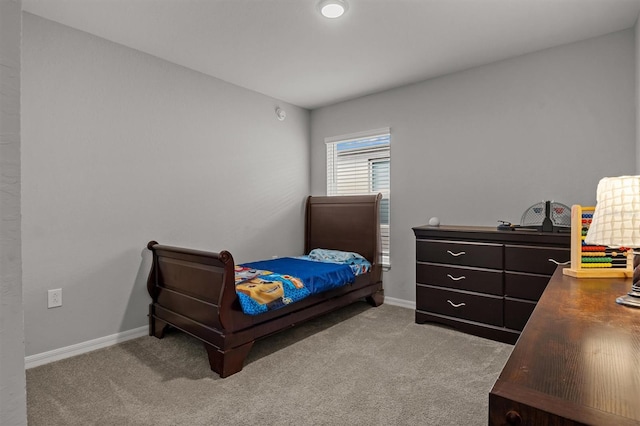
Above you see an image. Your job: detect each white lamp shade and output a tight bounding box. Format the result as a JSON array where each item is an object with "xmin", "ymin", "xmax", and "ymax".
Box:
[{"xmin": 584, "ymin": 175, "xmax": 640, "ymax": 247}]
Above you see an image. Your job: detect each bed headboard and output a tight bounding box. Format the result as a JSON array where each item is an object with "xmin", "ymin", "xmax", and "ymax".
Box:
[{"xmin": 305, "ymin": 194, "xmax": 382, "ymax": 265}]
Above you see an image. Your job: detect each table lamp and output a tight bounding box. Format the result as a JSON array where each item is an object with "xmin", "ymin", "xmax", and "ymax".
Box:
[{"xmin": 584, "ymin": 175, "xmax": 640, "ymax": 308}]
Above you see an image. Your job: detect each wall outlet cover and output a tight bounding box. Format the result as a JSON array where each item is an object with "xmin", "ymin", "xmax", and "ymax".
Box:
[{"xmin": 48, "ymin": 288, "xmax": 62, "ymax": 308}]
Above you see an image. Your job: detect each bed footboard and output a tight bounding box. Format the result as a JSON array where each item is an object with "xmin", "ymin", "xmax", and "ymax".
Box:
[{"xmin": 147, "ymin": 241, "xmax": 258, "ymax": 377}]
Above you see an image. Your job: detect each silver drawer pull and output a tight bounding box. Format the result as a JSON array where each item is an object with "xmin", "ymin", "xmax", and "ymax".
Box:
[
  {"xmin": 447, "ymin": 250, "xmax": 466, "ymax": 257},
  {"xmin": 447, "ymin": 300, "xmax": 466, "ymax": 308},
  {"xmin": 447, "ymin": 274, "xmax": 466, "ymax": 281},
  {"xmin": 548, "ymin": 258, "xmax": 570, "ymax": 265}
]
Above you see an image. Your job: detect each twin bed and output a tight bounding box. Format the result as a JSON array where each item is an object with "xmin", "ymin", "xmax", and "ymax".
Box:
[{"xmin": 146, "ymin": 194, "xmax": 384, "ymax": 378}]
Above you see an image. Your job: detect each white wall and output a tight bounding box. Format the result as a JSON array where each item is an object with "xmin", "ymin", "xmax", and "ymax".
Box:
[
  {"xmin": 21, "ymin": 13, "xmax": 310, "ymax": 357},
  {"xmin": 311, "ymin": 29, "xmax": 636, "ymax": 303},
  {"xmin": 0, "ymin": 1, "xmax": 27, "ymax": 425}
]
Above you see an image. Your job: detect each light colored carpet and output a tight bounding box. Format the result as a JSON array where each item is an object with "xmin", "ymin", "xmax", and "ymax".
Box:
[{"xmin": 26, "ymin": 303, "xmax": 512, "ymax": 425}]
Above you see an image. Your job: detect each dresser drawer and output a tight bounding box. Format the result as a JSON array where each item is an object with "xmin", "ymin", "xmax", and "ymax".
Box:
[
  {"xmin": 416, "ymin": 285, "xmax": 503, "ymax": 326},
  {"xmin": 504, "ymin": 298, "xmax": 536, "ymax": 331},
  {"xmin": 505, "ymin": 272, "xmax": 551, "ymax": 301},
  {"xmin": 416, "ymin": 263, "xmax": 503, "ymax": 295},
  {"xmin": 416, "ymin": 239, "xmax": 503, "ymax": 269},
  {"xmin": 504, "ymin": 245, "xmax": 570, "ymax": 275}
]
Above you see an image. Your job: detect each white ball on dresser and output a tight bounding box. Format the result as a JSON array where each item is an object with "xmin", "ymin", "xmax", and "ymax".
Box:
[{"xmin": 428, "ymin": 217, "xmax": 440, "ymax": 226}]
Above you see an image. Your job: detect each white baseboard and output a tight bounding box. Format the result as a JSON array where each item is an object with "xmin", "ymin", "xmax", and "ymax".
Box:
[
  {"xmin": 25, "ymin": 325, "xmax": 148, "ymax": 369},
  {"xmin": 25, "ymin": 298, "xmax": 414, "ymax": 369},
  {"xmin": 384, "ymin": 296, "xmax": 416, "ymax": 310}
]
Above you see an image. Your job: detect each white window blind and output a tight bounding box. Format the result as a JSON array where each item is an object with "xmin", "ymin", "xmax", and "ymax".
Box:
[{"xmin": 326, "ymin": 129, "xmax": 390, "ymax": 267}]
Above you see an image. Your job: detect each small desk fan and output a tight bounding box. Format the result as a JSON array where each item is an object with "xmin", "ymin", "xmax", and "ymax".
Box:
[{"xmin": 499, "ymin": 201, "xmax": 571, "ymax": 232}]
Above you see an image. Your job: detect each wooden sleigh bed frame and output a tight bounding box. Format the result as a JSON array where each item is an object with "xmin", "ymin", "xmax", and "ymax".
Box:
[{"xmin": 146, "ymin": 194, "xmax": 384, "ymax": 378}]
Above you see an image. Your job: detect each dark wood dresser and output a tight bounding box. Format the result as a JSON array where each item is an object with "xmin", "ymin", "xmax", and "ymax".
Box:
[
  {"xmin": 489, "ymin": 268, "xmax": 640, "ymax": 425},
  {"xmin": 412, "ymin": 225, "xmax": 570, "ymax": 344}
]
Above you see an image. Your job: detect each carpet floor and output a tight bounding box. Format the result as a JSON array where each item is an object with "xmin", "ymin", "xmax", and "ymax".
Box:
[{"xmin": 26, "ymin": 303, "xmax": 512, "ymax": 425}]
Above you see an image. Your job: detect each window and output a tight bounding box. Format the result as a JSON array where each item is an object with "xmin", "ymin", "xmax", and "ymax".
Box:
[{"xmin": 326, "ymin": 128, "xmax": 390, "ymax": 267}]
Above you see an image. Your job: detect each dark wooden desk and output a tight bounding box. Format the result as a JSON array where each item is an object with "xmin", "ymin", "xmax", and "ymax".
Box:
[{"xmin": 489, "ymin": 267, "xmax": 640, "ymax": 425}]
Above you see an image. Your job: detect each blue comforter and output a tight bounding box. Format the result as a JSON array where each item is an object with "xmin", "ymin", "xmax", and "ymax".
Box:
[{"xmin": 234, "ymin": 257, "xmax": 356, "ymax": 315}]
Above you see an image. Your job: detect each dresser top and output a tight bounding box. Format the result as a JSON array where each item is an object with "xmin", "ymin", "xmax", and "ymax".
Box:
[{"xmin": 413, "ymin": 224, "xmax": 570, "ymax": 246}]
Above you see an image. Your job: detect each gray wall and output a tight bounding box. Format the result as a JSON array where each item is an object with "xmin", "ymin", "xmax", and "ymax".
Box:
[
  {"xmin": 0, "ymin": 1, "xmax": 27, "ymax": 425},
  {"xmin": 16, "ymin": 12, "xmax": 640, "ymax": 362},
  {"xmin": 637, "ymin": 18, "xmax": 640, "ymax": 173},
  {"xmin": 21, "ymin": 14, "xmax": 310, "ymax": 356},
  {"xmin": 311, "ymin": 29, "xmax": 637, "ymax": 303}
]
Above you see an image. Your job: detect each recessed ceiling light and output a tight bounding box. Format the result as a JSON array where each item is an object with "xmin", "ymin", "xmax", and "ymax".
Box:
[{"xmin": 318, "ymin": 0, "xmax": 348, "ymax": 19}]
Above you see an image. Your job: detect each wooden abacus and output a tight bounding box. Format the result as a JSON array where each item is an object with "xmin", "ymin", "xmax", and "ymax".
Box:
[{"xmin": 563, "ymin": 204, "xmax": 635, "ymax": 278}]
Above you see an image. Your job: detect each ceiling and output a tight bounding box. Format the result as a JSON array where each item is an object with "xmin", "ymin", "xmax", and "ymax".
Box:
[{"xmin": 22, "ymin": 0, "xmax": 640, "ymax": 110}]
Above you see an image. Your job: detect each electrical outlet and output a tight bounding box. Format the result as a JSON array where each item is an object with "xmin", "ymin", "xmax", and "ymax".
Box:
[{"xmin": 48, "ymin": 288, "xmax": 62, "ymax": 308}]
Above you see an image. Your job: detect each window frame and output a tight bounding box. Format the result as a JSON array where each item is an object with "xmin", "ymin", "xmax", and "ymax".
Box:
[{"xmin": 325, "ymin": 128, "xmax": 390, "ymax": 268}]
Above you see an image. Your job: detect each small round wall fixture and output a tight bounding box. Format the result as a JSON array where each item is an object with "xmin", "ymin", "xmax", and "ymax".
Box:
[
  {"xmin": 275, "ymin": 107, "xmax": 286, "ymax": 121},
  {"xmin": 318, "ymin": 0, "xmax": 348, "ymax": 18}
]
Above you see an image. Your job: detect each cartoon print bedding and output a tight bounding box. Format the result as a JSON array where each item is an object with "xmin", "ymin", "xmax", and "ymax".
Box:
[{"xmin": 234, "ymin": 249, "xmax": 372, "ymax": 315}]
